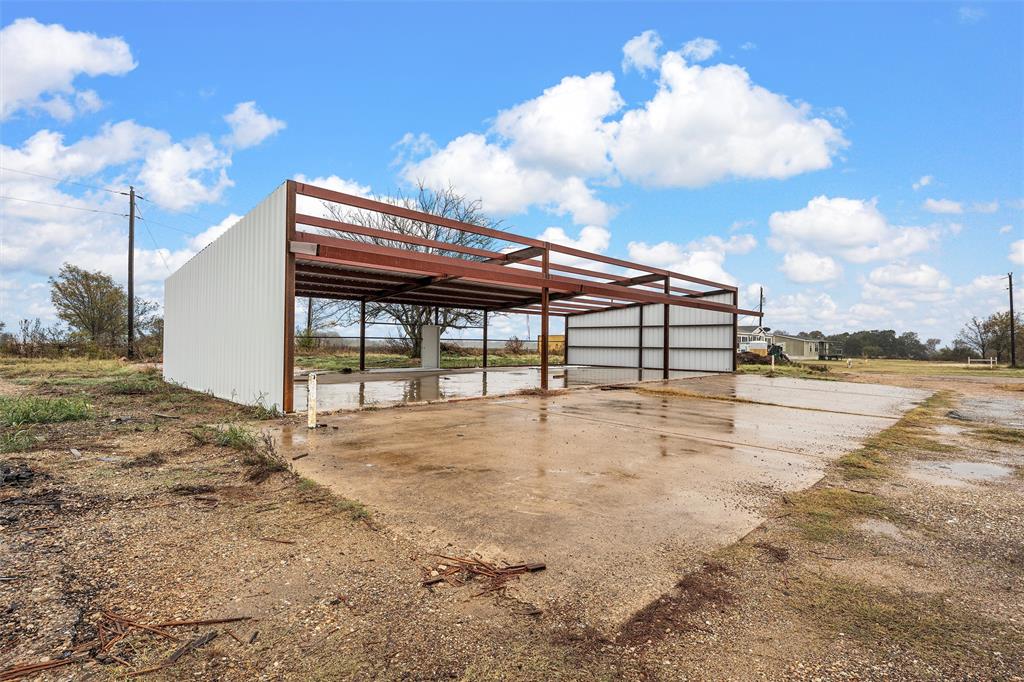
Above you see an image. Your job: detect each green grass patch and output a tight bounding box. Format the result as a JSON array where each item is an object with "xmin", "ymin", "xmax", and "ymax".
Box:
[
  {"xmin": 190, "ymin": 423, "xmax": 259, "ymax": 451},
  {"xmin": 0, "ymin": 395, "xmax": 92, "ymax": 426},
  {"xmin": 786, "ymin": 487, "xmax": 893, "ymax": 542},
  {"xmin": 0, "ymin": 429, "xmax": 37, "ymax": 453},
  {"xmin": 970, "ymin": 426, "xmax": 1024, "ymax": 444},
  {"xmin": 106, "ymin": 376, "xmax": 165, "ymax": 395},
  {"xmin": 794, "ymin": 574, "xmax": 1018, "ymax": 660},
  {"xmin": 334, "ymin": 498, "xmax": 370, "ymax": 521}
]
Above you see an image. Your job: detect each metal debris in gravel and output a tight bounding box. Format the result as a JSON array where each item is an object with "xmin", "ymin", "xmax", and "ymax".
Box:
[{"xmin": 419, "ymin": 554, "xmax": 545, "ymax": 595}]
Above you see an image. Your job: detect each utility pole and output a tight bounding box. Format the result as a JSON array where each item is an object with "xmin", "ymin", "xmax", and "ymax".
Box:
[
  {"xmin": 127, "ymin": 186, "xmax": 135, "ymax": 359},
  {"xmin": 306, "ymin": 296, "xmax": 313, "ymax": 336},
  {"xmin": 759, "ymin": 286, "xmax": 764, "ymax": 318},
  {"xmin": 1009, "ymin": 272, "xmax": 1016, "ymax": 368}
]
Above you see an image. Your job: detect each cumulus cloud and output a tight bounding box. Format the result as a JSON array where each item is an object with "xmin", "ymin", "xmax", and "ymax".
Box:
[
  {"xmin": 998, "ymin": 224, "xmax": 1013, "ymax": 235},
  {"xmin": 922, "ymin": 198, "xmax": 963, "ymax": 214},
  {"xmin": 912, "ymin": 175, "xmax": 933, "ymax": 190},
  {"xmin": 494, "ymin": 73, "xmax": 622, "ymax": 177},
  {"xmin": 972, "ymin": 200, "xmax": 998, "ymax": 213},
  {"xmin": 622, "ymin": 30, "xmax": 662, "ymax": 73},
  {"xmin": 400, "ymin": 34, "xmax": 846, "ymax": 227},
  {"xmin": 680, "ymin": 37, "xmax": 720, "ymax": 62},
  {"xmin": 401, "ymin": 133, "xmax": 612, "ymax": 225},
  {"xmin": 223, "ymin": 101, "xmax": 286, "ymax": 149},
  {"xmin": 769, "ymin": 195, "xmax": 938, "ymax": 264},
  {"xmin": 779, "ymin": 251, "xmax": 842, "ymax": 283},
  {"xmin": 0, "ymin": 18, "xmax": 136, "ymax": 120},
  {"xmin": 768, "ymin": 292, "xmax": 841, "ymax": 327},
  {"xmin": 188, "ymin": 213, "xmax": 243, "ymax": 251},
  {"xmin": 626, "ymin": 233, "xmax": 758, "ymax": 286},
  {"xmin": 137, "ymin": 136, "xmax": 233, "ymax": 211},
  {"xmin": 958, "ymin": 5, "xmax": 986, "ymax": 23},
  {"xmin": 1011, "ymin": 239, "xmax": 1024, "ymax": 265},
  {"xmin": 612, "ymin": 52, "xmax": 847, "ymax": 187}
]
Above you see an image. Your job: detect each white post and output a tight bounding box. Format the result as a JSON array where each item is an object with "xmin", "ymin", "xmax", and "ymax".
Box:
[
  {"xmin": 770, "ymin": 353, "xmax": 775, "ymax": 370},
  {"xmin": 307, "ymin": 372, "xmax": 317, "ymax": 429}
]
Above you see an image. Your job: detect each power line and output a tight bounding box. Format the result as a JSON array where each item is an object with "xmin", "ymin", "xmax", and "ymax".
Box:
[
  {"xmin": 0, "ymin": 194, "xmax": 128, "ymax": 217},
  {"xmin": 134, "ymin": 203, "xmax": 172, "ymax": 273},
  {"xmin": 134, "ymin": 214, "xmax": 194, "ymax": 236},
  {"xmin": 0, "ymin": 166, "xmax": 129, "ymax": 196}
]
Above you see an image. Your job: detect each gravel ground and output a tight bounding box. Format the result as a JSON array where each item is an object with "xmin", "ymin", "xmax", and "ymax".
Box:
[{"xmin": 1, "ymin": 361, "xmax": 1021, "ymax": 680}]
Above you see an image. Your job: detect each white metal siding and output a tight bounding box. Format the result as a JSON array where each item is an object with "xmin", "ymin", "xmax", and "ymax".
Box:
[
  {"xmin": 567, "ymin": 291, "xmax": 736, "ymax": 372},
  {"xmin": 164, "ymin": 183, "xmax": 288, "ymax": 409}
]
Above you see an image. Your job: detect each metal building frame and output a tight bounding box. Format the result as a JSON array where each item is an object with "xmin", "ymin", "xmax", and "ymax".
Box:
[{"xmin": 167, "ymin": 180, "xmax": 762, "ymax": 412}]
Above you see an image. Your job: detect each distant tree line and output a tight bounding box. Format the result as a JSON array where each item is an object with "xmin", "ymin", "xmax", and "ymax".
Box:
[
  {"xmin": 777, "ymin": 310, "xmax": 1021, "ymax": 363},
  {"xmin": 0, "ymin": 263, "xmax": 162, "ymax": 359}
]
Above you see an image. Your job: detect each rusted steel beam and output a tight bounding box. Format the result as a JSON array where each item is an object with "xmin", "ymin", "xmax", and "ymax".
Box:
[
  {"xmin": 297, "ymin": 282, "xmax": 514, "ymax": 307},
  {"xmin": 294, "ymin": 182, "xmax": 737, "ymax": 291},
  {"xmin": 663, "ymin": 277, "xmax": 670, "ymax": 380},
  {"xmin": 297, "ymin": 243, "xmax": 760, "ymax": 315},
  {"xmin": 541, "ymin": 247, "xmax": 550, "ymax": 391}
]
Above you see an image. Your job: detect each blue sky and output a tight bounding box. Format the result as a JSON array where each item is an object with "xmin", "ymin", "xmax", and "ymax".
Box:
[{"xmin": 2, "ymin": 1, "xmax": 1021, "ymax": 343}]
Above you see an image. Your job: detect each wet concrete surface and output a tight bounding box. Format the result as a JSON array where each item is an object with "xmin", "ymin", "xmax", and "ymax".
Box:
[
  {"xmin": 293, "ymin": 365, "xmax": 711, "ymax": 412},
  {"xmin": 949, "ymin": 396, "xmax": 1024, "ymax": 429},
  {"xmin": 272, "ymin": 374, "xmax": 928, "ymax": 629}
]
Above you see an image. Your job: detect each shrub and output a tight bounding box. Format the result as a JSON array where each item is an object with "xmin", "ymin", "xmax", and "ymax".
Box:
[{"xmin": 504, "ymin": 336, "xmax": 525, "ymax": 354}]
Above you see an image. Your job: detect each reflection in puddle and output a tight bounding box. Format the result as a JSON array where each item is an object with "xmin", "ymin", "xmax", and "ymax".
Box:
[
  {"xmin": 908, "ymin": 459, "xmax": 1012, "ymax": 487},
  {"xmin": 294, "ymin": 366, "xmax": 708, "ymax": 412}
]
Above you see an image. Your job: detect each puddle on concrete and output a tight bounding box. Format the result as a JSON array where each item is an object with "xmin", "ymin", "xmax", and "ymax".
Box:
[
  {"xmin": 908, "ymin": 459, "xmax": 1012, "ymax": 488},
  {"xmin": 954, "ymin": 397, "xmax": 1024, "ymax": 429},
  {"xmin": 294, "ymin": 366, "xmax": 710, "ymax": 412}
]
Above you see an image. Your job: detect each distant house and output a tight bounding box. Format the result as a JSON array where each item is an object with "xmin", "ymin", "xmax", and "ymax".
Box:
[{"xmin": 736, "ymin": 327, "xmax": 840, "ymax": 360}]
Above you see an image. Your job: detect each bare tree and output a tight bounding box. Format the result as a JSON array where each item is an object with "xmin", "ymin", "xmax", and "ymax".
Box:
[
  {"xmin": 955, "ymin": 316, "xmax": 990, "ymax": 358},
  {"xmin": 317, "ymin": 183, "xmax": 504, "ymax": 356}
]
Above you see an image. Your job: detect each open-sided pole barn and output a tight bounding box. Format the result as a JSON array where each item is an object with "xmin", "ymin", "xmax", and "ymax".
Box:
[{"xmin": 164, "ymin": 180, "xmax": 762, "ymax": 412}]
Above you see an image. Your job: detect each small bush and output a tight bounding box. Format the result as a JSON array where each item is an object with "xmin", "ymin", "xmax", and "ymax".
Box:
[
  {"xmin": 249, "ymin": 398, "xmax": 282, "ymax": 420},
  {"xmin": 107, "ymin": 376, "xmax": 164, "ymax": 394},
  {"xmin": 0, "ymin": 395, "xmax": 91, "ymax": 427},
  {"xmin": 189, "ymin": 423, "xmax": 258, "ymax": 451},
  {"xmin": 382, "ymin": 336, "xmax": 413, "ymax": 356},
  {"xmin": 504, "ymin": 336, "xmax": 526, "ymax": 354},
  {"xmin": 243, "ymin": 432, "xmax": 290, "ymax": 482}
]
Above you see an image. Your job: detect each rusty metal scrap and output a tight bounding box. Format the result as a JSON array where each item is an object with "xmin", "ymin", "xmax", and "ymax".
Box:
[{"xmin": 419, "ymin": 554, "xmax": 545, "ymax": 595}]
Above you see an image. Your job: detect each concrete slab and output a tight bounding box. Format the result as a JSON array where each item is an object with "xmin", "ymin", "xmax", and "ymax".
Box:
[
  {"xmin": 271, "ymin": 375, "xmax": 928, "ymax": 631},
  {"xmin": 293, "ymin": 365, "xmax": 712, "ymax": 412}
]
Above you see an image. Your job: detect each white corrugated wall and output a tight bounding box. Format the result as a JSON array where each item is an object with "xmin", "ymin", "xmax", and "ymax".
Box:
[
  {"xmin": 164, "ymin": 183, "xmax": 288, "ymax": 409},
  {"xmin": 566, "ymin": 291, "xmax": 736, "ymax": 372}
]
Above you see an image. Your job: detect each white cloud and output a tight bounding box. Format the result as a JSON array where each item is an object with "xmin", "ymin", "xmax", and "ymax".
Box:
[
  {"xmin": 998, "ymin": 224, "xmax": 1013, "ymax": 235},
  {"xmin": 922, "ymin": 198, "xmax": 963, "ymax": 214},
  {"xmin": 769, "ymin": 195, "xmax": 937, "ymax": 263},
  {"xmin": 740, "ymin": 42, "xmax": 757, "ymax": 51},
  {"xmin": 1011, "ymin": 239, "xmax": 1024, "ymax": 265},
  {"xmin": 767, "ymin": 292, "xmax": 840, "ymax": 328},
  {"xmin": 868, "ymin": 262, "xmax": 950, "ymax": 290},
  {"xmin": 958, "ymin": 6, "xmax": 986, "ymax": 23},
  {"xmin": 972, "ymin": 200, "xmax": 998, "ymax": 213},
  {"xmin": 401, "ymin": 132, "xmax": 612, "ymax": 225},
  {"xmin": 622, "ymin": 30, "xmax": 662, "ymax": 73},
  {"xmin": 188, "ymin": 213, "xmax": 242, "ymax": 251},
  {"xmin": 494, "ymin": 73, "xmax": 622, "ymax": 177},
  {"xmin": 626, "ymin": 233, "xmax": 757, "ymax": 286},
  {"xmin": 293, "ymin": 173, "xmax": 371, "ymax": 197},
  {"xmin": 848, "ymin": 303, "xmax": 889, "ymax": 320},
  {"xmin": 912, "ymin": 175, "xmax": 933, "ymax": 190},
  {"xmin": 137, "ymin": 136, "xmax": 233, "ymax": 211},
  {"xmin": 0, "ymin": 18, "xmax": 136, "ymax": 121},
  {"xmin": 539, "ymin": 225, "xmax": 611, "ymax": 254},
  {"xmin": 223, "ymin": 101, "xmax": 286, "ymax": 149},
  {"xmin": 779, "ymin": 251, "xmax": 842, "ymax": 283},
  {"xmin": 680, "ymin": 37, "xmax": 720, "ymax": 62},
  {"xmin": 612, "ymin": 52, "xmax": 847, "ymax": 187},
  {"xmin": 956, "ymin": 274, "xmax": 1006, "ymax": 299}
]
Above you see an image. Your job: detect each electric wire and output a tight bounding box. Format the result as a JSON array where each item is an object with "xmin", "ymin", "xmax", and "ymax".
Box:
[
  {"xmin": 0, "ymin": 166, "xmax": 130, "ymax": 196},
  {"xmin": 0, "ymin": 194, "xmax": 129, "ymax": 217},
  {"xmin": 133, "ymin": 203, "xmax": 173, "ymax": 273}
]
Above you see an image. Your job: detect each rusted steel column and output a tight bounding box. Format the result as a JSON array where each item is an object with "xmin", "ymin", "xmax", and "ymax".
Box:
[
  {"xmin": 732, "ymin": 290, "xmax": 739, "ymax": 372},
  {"xmin": 541, "ymin": 246, "xmax": 550, "ymax": 391},
  {"xmin": 358, "ymin": 299, "xmax": 366, "ymax": 372},
  {"xmin": 662, "ymin": 277, "xmax": 670, "ymax": 379},
  {"xmin": 482, "ymin": 310, "xmax": 489, "ymax": 368},
  {"xmin": 284, "ymin": 180, "xmax": 297, "ymax": 413},
  {"xmin": 563, "ymin": 314, "xmax": 569, "ymax": 366}
]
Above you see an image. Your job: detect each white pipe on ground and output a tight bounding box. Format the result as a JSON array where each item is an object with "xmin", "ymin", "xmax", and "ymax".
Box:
[{"xmin": 307, "ymin": 372, "xmax": 317, "ymax": 429}]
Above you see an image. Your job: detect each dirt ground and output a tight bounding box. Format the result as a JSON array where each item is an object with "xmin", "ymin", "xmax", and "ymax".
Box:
[{"xmin": 1, "ymin": 359, "xmax": 1022, "ymax": 680}]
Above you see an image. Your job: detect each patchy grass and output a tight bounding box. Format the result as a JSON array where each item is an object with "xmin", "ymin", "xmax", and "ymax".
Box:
[
  {"xmin": 837, "ymin": 391, "xmax": 957, "ymax": 480},
  {"xmin": 785, "ymin": 487, "xmax": 894, "ymax": 542},
  {"xmin": 822, "ymin": 358, "xmax": 1024, "ymax": 378},
  {"xmin": 249, "ymin": 398, "xmax": 282, "ymax": 420},
  {"xmin": 793, "ymin": 574, "xmax": 1017, "ymax": 660},
  {"xmin": 189, "ymin": 423, "xmax": 259, "ymax": 451},
  {"xmin": 0, "ymin": 429, "xmax": 37, "ymax": 453},
  {"xmin": 242, "ymin": 432, "xmax": 291, "ymax": 483},
  {"xmin": 106, "ymin": 376, "xmax": 165, "ymax": 395},
  {"xmin": 735, "ymin": 364, "xmax": 839, "ymax": 380},
  {"xmin": 0, "ymin": 358, "xmax": 155, "ymax": 380},
  {"xmin": 969, "ymin": 426, "xmax": 1024, "ymax": 444},
  {"xmin": 334, "ymin": 498, "xmax": 371, "ymax": 521},
  {"xmin": 0, "ymin": 395, "xmax": 92, "ymax": 427}
]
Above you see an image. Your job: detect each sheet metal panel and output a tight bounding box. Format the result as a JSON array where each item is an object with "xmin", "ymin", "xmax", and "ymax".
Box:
[
  {"xmin": 567, "ymin": 291, "xmax": 736, "ymax": 372},
  {"xmin": 164, "ymin": 183, "xmax": 288, "ymax": 409}
]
